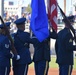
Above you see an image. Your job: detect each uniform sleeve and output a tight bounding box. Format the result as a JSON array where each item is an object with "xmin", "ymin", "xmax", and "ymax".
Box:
[
  {"xmin": 5, "ymin": 52, "xmax": 13, "ymax": 58},
  {"xmin": 49, "ymin": 31, "xmax": 58, "ymax": 39},
  {"xmin": 29, "ymin": 33, "xmax": 37, "ymax": 44},
  {"xmin": 26, "ymin": 33, "xmax": 34, "ymax": 44},
  {"xmin": 65, "ymin": 33, "xmax": 76, "ymax": 51},
  {"xmin": 2, "ymin": 37, "xmax": 13, "ymax": 58}
]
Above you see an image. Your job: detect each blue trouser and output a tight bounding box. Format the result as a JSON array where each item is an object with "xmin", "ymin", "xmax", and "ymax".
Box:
[
  {"xmin": 34, "ymin": 60, "xmax": 49, "ymax": 75},
  {"xmin": 13, "ymin": 64, "xmax": 28, "ymax": 75},
  {"xmin": 0, "ymin": 66, "xmax": 10, "ymax": 75},
  {"xmin": 59, "ymin": 64, "xmax": 73, "ymax": 75}
]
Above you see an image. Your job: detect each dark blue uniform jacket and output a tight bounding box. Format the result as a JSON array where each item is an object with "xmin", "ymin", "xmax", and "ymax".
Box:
[
  {"xmin": 0, "ymin": 34, "xmax": 12, "ymax": 67},
  {"xmin": 31, "ymin": 31, "xmax": 58, "ymax": 62},
  {"xmin": 55, "ymin": 28, "xmax": 76, "ymax": 65},
  {"xmin": 13, "ymin": 29, "xmax": 32, "ymax": 65}
]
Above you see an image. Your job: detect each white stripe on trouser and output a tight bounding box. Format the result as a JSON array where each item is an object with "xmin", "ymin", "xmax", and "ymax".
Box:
[
  {"xmin": 5, "ymin": 67, "xmax": 7, "ymax": 75},
  {"xmin": 24, "ymin": 65, "xmax": 27, "ymax": 75},
  {"xmin": 68, "ymin": 65, "xmax": 71, "ymax": 75},
  {"xmin": 44, "ymin": 61, "xmax": 48, "ymax": 75}
]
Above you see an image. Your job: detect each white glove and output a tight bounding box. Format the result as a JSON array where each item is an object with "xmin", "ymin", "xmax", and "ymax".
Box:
[{"xmin": 16, "ymin": 55, "xmax": 20, "ymax": 60}]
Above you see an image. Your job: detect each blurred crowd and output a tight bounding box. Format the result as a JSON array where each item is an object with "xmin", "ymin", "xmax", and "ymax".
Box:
[
  {"xmin": 3, "ymin": 12, "xmax": 31, "ymax": 34},
  {"xmin": 3, "ymin": 13, "xmax": 31, "ymax": 23}
]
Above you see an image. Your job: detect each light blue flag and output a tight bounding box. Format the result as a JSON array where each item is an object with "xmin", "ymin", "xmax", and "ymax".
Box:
[{"xmin": 30, "ymin": 0, "xmax": 49, "ymax": 42}]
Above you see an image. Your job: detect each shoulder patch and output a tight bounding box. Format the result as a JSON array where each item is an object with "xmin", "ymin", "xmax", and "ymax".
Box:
[
  {"xmin": 69, "ymin": 39, "xmax": 72, "ymax": 42},
  {"xmin": 5, "ymin": 44, "xmax": 9, "ymax": 48}
]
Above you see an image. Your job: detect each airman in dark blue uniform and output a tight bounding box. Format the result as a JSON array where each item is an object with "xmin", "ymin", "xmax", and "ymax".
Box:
[
  {"xmin": 31, "ymin": 28, "xmax": 58, "ymax": 75},
  {"xmin": 0, "ymin": 22, "xmax": 17, "ymax": 75},
  {"xmin": 12, "ymin": 18, "xmax": 32, "ymax": 75},
  {"xmin": 55, "ymin": 15, "xmax": 76, "ymax": 75}
]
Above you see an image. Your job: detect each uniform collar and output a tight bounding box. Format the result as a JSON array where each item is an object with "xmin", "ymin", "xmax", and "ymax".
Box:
[{"xmin": 18, "ymin": 29, "xmax": 24, "ymax": 32}]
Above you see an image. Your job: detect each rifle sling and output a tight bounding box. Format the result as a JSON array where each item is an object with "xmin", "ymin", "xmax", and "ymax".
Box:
[{"xmin": 15, "ymin": 34, "xmax": 29, "ymax": 48}]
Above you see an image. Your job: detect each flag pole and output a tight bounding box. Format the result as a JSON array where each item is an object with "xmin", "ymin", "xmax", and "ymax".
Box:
[
  {"xmin": 0, "ymin": 16, "xmax": 18, "ymax": 54},
  {"xmin": 57, "ymin": 4, "xmax": 76, "ymax": 43}
]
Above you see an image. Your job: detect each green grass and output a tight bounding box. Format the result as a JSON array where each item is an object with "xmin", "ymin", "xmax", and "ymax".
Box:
[
  {"xmin": 49, "ymin": 57, "xmax": 58, "ymax": 68},
  {"xmin": 74, "ymin": 58, "xmax": 76, "ymax": 69},
  {"xmin": 50, "ymin": 57, "xmax": 76, "ymax": 69},
  {"xmin": 29, "ymin": 57, "xmax": 76, "ymax": 70}
]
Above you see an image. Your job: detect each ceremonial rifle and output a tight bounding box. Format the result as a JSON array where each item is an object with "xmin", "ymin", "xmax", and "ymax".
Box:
[
  {"xmin": 57, "ymin": 5, "xmax": 76, "ymax": 43},
  {"xmin": 0, "ymin": 16, "xmax": 18, "ymax": 54}
]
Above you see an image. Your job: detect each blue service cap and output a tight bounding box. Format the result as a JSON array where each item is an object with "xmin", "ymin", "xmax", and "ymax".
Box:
[
  {"xmin": 14, "ymin": 18, "xmax": 26, "ymax": 25},
  {"xmin": 63, "ymin": 15, "xmax": 75, "ymax": 23},
  {"xmin": 0, "ymin": 22, "xmax": 11, "ymax": 29},
  {"xmin": 67, "ymin": 15, "xmax": 75, "ymax": 22}
]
